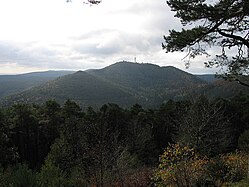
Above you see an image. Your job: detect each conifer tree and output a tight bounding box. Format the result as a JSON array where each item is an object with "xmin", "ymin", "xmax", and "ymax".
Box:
[{"xmin": 163, "ymin": 0, "xmax": 249, "ymax": 85}]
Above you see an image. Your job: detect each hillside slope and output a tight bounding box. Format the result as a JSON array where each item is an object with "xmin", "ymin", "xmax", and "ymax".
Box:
[
  {"xmin": 1, "ymin": 71, "xmax": 138, "ymax": 107},
  {"xmin": 0, "ymin": 71, "xmax": 74, "ymax": 98},
  {"xmin": 88, "ymin": 61, "xmax": 207, "ymax": 104},
  {"xmin": 198, "ymin": 78, "xmax": 249, "ymax": 98}
]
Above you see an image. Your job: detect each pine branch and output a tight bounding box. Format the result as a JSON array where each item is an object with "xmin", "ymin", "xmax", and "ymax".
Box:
[
  {"xmin": 235, "ymin": 78, "xmax": 249, "ymax": 88},
  {"xmin": 217, "ymin": 29, "xmax": 249, "ymax": 48}
]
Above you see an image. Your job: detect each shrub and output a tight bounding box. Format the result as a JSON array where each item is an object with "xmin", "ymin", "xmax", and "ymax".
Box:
[
  {"xmin": 221, "ymin": 152, "xmax": 248, "ymax": 183},
  {"xmin": 153, "ymin": 143, "xmax": 208, "ymax": 187},
  {"xmin": 198, "ymin": 152, "xmax": 248, "ymax": 186}
]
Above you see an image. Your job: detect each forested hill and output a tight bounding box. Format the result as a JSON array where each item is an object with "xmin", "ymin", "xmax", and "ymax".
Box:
[
  {"xmin": 88, "ymin": 61, "xmax": 205, "ymax": 89},
  {"xmin": 0, "ymin": 61, "xmax": 206, "ymax": 108},
  {"xmin": 196, "ymin": 74, "xmax": 219, "ymax": 83},
  {"xmin": 0, "ymin": 71, "xmax": 74, "ymax": 99},
  {"xmin": 1, "ymin": 61, "xmax": 248, "ymax": 108}
]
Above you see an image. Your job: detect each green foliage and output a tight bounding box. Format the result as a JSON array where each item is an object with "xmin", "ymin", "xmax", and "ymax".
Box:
[
  {"xmin": 230, "ymin": 179, "xmax": 249, "ymax": 187},
  {"xmin": 127, "ymin": 105, "xmax": 157, "ymax": 164},
  {"xmin": 0, "ymin": 71, "xmax": 74, "ymax": 99},
  {"xmin": 37, "ymin": 159, "xmax": 65, "ymax": 187},
  {"xmin": 8, "ymin": 104, "xmax": 41, "ymax": 168},
  {"xmin": 163, "ymin": 27, "xmax": 207, "ymax": 53},
  {"xmin": 154, "ymin": 100, "xmax": 190, "ymax": 149},
  {"xmin": 0, "ymin": 94, "xmax": 248, "ymax": 185},
  {"xmin": 12, "ymin": 163, "xmax": 37, "ymax": 187},
  {"xmin": 0, "ymin": 108, "xmax": 17, "ymax": 167}
]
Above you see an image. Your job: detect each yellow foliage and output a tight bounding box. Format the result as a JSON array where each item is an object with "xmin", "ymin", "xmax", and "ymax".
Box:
[
  {"xmin": 154, "ymin": 143, "xmax": 208, "ymax": 187},
  {"xmin": 221, "ymin": 152, "xmax": 248, "ymax": 182},
  {"xmin": 154, "ymin": 144, "xmax": 249, "ymax": 186}
]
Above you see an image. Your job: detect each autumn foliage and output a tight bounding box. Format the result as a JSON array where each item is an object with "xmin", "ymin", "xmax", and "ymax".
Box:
[
  {"xmin": 153, "ymin": 143, "xmax": 208, "ymax": 186},
  {"xmin": 153, "ymin": 144, "xmax": 249, "ymax": 187}
]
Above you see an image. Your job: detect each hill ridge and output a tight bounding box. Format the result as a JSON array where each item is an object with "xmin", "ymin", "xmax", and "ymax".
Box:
[
  {"xmin": 0, "ymin": 62, "xmax": 206, "ymax": 108},
  {"xmin": 2, "ymin": 62, "xmax": 247, "ymax": 108}
]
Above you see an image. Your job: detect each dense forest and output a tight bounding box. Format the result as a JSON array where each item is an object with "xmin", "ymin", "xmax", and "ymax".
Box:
[{"xmin": 0, "ymin": 93, "xmax": 249, "ymax": 186}]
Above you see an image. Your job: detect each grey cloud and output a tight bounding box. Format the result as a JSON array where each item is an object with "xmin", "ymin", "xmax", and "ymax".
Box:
[
  {"xmin": 0, "ymin": 42, "xmax": 23, "ymax": 61},
  {"xmin": 0, "ymin": 41, "xmax": 74, "ymax": 69},
  {"xmin": 73, "ymin": 40, "xmax": 122, "ymax": 55},
  {"xmin": 72, "ymin": 29, "xmax": 161, "ymax": 58},
  {"xmin": 106, "ymin": 0, "xmax": 181, "ymax": 33}
]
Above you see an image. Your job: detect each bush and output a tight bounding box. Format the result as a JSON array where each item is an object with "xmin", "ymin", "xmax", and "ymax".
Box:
[
  {"xmin": 153, "ymin": 143, "xmax": 208, "ymax": 187},
  {"xmin": 205, "ymin": 157, "xmax": 229, "ymax": 187},
  {"xmin": 206, "ymin": 152, "xmax": 248, "ymax": 186},
  {"xmin": 229, "ymin": 179, "xmax": 249, "ymax": 187},
  {"xmin": 221, "ymin": 152, "xmax": 248, "ymax": 183}
]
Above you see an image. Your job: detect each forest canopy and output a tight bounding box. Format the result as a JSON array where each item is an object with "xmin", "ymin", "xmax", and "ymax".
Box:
[{"xmin": 0, "ymin": 95, "xmax": 249, "ymax": 186}]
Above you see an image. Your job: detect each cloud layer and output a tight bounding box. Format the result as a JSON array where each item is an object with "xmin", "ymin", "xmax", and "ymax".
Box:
[{"xmin": 0, "ymin": 0, "xmax": 217, "ymax": 74}]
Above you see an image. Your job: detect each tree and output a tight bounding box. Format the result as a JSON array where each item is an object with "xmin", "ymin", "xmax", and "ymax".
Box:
[
  {"xmin": 8, "ymin": 104, "xmax": 40, "ymax": 168},
  {"xmin": 127, "ymin": 104, "xmax": 157, "ymax": 165},
  {"xmin": 38, "ymin": 100, "xmax": 62, "ymax": 165},
  {"xmin": 48, "ymin": 100, "xmax": 86, "ymax": 174},
  {"xmin": 87, "ymin": 103, "xmax": 131, "ymax": 186},
  {"xmin": 176, "ymin": 96, "xmax": 233, "ymax": 156},
  {"xmin": 0, "ymin": 108, "xmax": 17, "ymax": 168},
  {"xmin": 153, "ymin": 100, "xmax": 190, "ymax": 150},
  {"xmin": 163, "ymin": 0, "xmax": 249, "ymax": 86},
  {"xmin": 38, "ymin": 158, "xmax": 66, "ymax": 187},
  {"xmin": 11, "ymin": 163, "xmax": 37, "ymax": 187}
]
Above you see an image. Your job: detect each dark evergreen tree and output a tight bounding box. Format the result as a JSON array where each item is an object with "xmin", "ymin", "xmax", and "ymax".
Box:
[
  {"xmin": 7, "ymin": 104, "xmax": 41, "ymax": 168},
  {"xmin": 153, "ymin": 100, "xmax": 190, "ymax": 151},
  {"xmin": 0, "ymin": 108, "xmax": 17, "ymax": 168},
  {"xmin": 127, "ymin": 104, "xmax": 157, "ymax": 165},
  {"xmin": 48, "ymin": 100, "xmax": 86, "ymax": 174},
  {"xmin": 37, "ymin": 100, "xmax": 62, "ymax": 166}
]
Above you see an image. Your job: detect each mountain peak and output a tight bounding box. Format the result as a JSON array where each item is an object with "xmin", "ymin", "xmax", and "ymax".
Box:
[{"xmin": 111, "ymin": 61, "xmax": 160, "ymax": 68}]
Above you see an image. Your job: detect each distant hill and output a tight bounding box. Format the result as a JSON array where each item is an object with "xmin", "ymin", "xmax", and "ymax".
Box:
[
  {"xmin": 1, "ymin": 62, "xmax": 247, "ymax": 108},
  {"xmin": 0, "ymin": 71, "xmax": 138, "ymax": 108},
  {"xmin": 0, "ymin": 62, "xmax": 206, "ymax": 108},
  {"xmin": 0, "ymin": 71, "xmax": 74, "ymax": 99},
  {"xmin": 196, "ymin": 74, "xmax": 219, "ymax": 83},
  {"xmin": 197, "ymin": 78, "xmax": 249, "ymax": 98},
  {"xmin": 87, "ymin": 61, "xmax": 207, "ymax": 106}
]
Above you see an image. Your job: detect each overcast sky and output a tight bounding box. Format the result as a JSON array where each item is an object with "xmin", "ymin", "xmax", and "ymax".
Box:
[{"xmin": 0, "ymin": 0, "xmax": 218, "ymax": 75}]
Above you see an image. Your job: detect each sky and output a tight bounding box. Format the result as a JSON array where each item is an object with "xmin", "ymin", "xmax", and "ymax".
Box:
[{"xmin": 0, "ymin": 0, "xmax": 218, "ymax": 75}]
